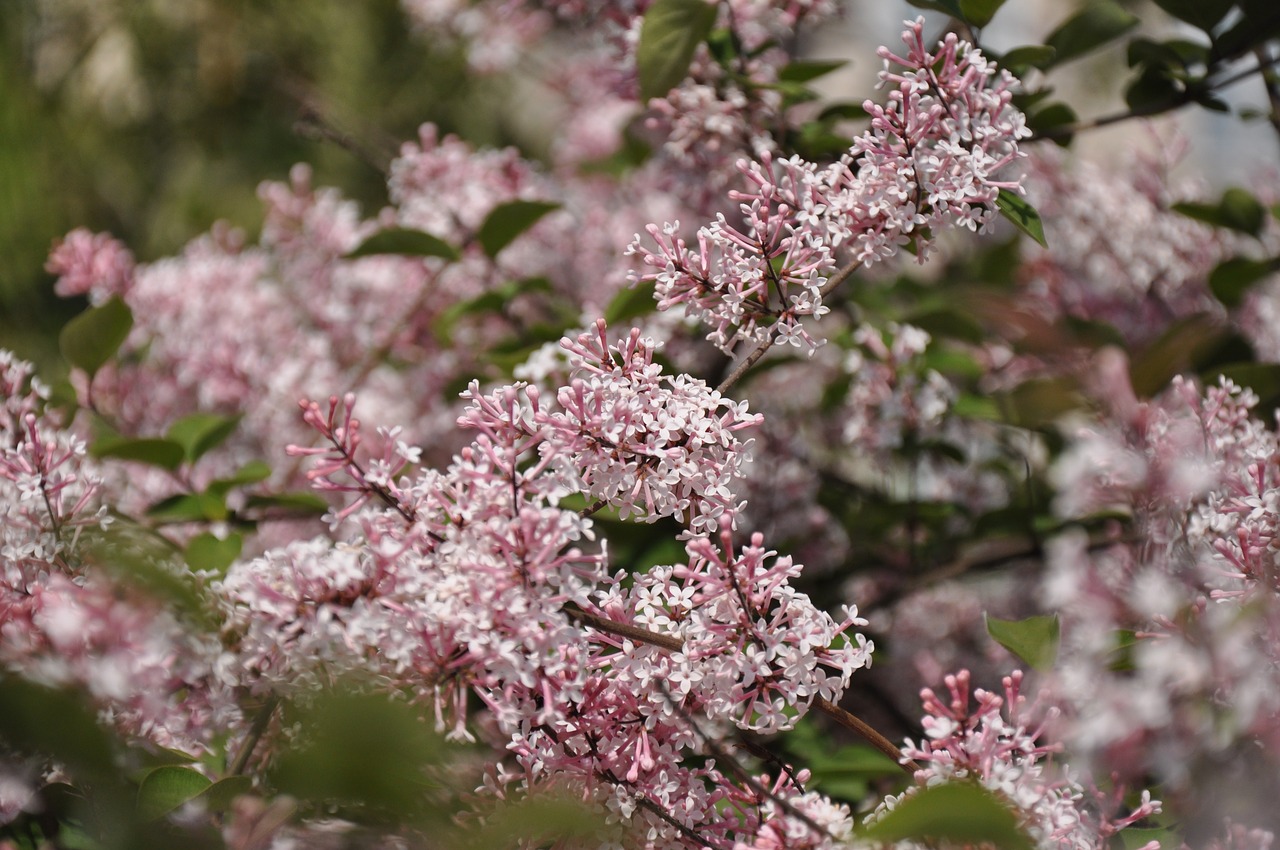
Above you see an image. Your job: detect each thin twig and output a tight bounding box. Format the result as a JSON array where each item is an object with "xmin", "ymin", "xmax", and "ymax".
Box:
[
  {"xmin": 714, "ymin": 259, "xmax": 860, "ymax": 396},
  {"xmin": 228, "ymin": 697, "xmax": 280, "ymax": 776},
  {"xmin": 1035, "ymin": 51, "xmax": 1280, "ymax": 141}
]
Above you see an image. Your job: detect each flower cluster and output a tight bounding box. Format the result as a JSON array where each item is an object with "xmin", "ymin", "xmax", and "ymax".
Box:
[
  {"xmin": 873, "ymin": 670, "xmax": 1162, "ymax": 850},
  {"xmin": 1044, "ymin": 362, "xmax": 1280, "ymax": 831},
  {"xmin": 629, "ymin": 18, "xmax": 1029, "ymax": 354}
]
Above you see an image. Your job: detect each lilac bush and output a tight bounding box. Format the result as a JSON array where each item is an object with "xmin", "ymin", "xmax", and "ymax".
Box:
[{"xmin": 7, "ymin": 1, "xmax": 1280, "ymax": 848}]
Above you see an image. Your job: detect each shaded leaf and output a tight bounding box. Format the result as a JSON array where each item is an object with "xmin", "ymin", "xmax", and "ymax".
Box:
[
  {"xmin": 995, "ymin": 189, "xmax": 1047, "ymax": 247},
  {"xmin": 778, "ymin": 59, "xmax": 847, "ymax": 83},
  {"xmin": 271, "ymin": 692, "xmax": 445, "ymax": 818},
  {"xmin": 60, "ymin": 297, "xmax": 133, "ymax": 377},
  {"xmin": 1129, "ymin": 314, "xmax": 1226, "ymax": 397},
  {"xmin": 166, "ymin": 413, "xmax": 242, "ymax": 463},
  {"xmin": 997, "ymin": 376, "xmax": 1083, "ymax": 428},
  {"xmin": 1044, "ymin": 1, "xmax": 1139, "ymax": 67},
  {"xmin": 477, "ymin": 200, "xmax": 561, "ymax": 258},
  {"xmin": 859, "ymin": 781, "xmax": 1035, "ymax": 850},
  {"xmin": 1124, "ymin": 67, "xmax": 1181, "ymax": 112},
  {"xmin": 0, "ymin": 676, "xmax": 115, "ymax": 776},
  {"xmin": 245, "ymin": 491, "xmax": 330, "ymax": 514},
  {"xmin": 1209, "ymin": 256, "xmax": 1277, "ymax": 307},
  {"xmin": 905, "ymin": 0, "xmax": 963, "ymax": 16},
  {"xmin": 1212, "ymin": 363, "xmax": 1280, "ymax": 411},
  {"xmin": 1173, "ymin": 187, "xmax": 1268, "ymax": 237},
  {"xmin": 958, "ymin": 0, "xmax": 1008, "ymax": 27},
  {"xmin": 999, "ymin": 45, "xmax": 1057, "ymax": 75},
  {"xmin": 136, "ymin": 766, "xmax": 212, "ymax": 822},
  {"xmin": 185, "ymin": 531, "xmax": 243, "ymax": 574},
  {"xmin": 91, "ymin": 436, "xmax": 186, "ymax": 471},
  {"xmin": 986, "ymin": 614, "xmax": 1060, "ymax": 670},
  {"xmin": 605, "ymin": 281, "xmax": 659, "ymax": 324},
  {"xmin": 197, "ymin": 776, "xmax": 254, "ymax": 814},
  {"xmin": 344, "ymin": 228, "xmax": 459, "ymax": 261},
  {"xmin": 636, "ymin": 0, "xmax": 719, "ymax": 100},
  {"xmin": 1150, "ymin": 0, "xmax": 1231, "ymax": 32}
]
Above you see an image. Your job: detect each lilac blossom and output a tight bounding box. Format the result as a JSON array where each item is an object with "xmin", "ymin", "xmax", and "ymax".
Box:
[
  {"xmin": 868, "ymin": 670, "xmax": 1162, "ymax": 850},
  {"xmin": 629, "ymin": 19, "xmax": 1029, "ymax": 354}
]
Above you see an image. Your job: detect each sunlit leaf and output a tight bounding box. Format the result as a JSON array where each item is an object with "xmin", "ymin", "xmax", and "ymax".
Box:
[
  {"xmin": 636, "ymin": 0, "xmax": 719, "ymax": 100},
  {"xmin": 136, "ymin": 766, "xmax": 212, "ymax": 822},
  {"xmin": 859, "ymin": 781, "xmax": 1035, "ymax": 850},
  {"xmin": 986, "ymin": 614, "xmax": 1060, "ymax": 670},
  {"xmin": 995, "ymin": 189, "xmax": 1047, "ymax": 247}
]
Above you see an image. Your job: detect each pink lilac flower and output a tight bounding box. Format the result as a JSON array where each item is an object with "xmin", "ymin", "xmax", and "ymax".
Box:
[
  {"xmin": 868, "ymin": 670, "xmax": 1162, "ymax": 850},
  {"xmin": 45, "ymin": 227, "xmax": 136, "ymax": 302},
  {"xmin": 629, "ymin": 19, "xmax": 1029, "ymax": 355}
]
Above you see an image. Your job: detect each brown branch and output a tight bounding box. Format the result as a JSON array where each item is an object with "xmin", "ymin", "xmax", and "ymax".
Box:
[
  {"xmin": 563, "ymin": 603, "xmax": 915, "ymax": 774},
  {"xmin": 714, "ymin": 259, "xmax": 860, "ymax": 396}
]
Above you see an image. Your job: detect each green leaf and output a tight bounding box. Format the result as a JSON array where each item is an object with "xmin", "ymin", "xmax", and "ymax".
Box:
[
  {"xmin": 0, "ymin": 676, "xmax": 116, "ymax": 776},
  {"xmin": 270, "ymin": 692, "xmax": 445, "ymax": 817},
  {"xmin": 998, "ymin": 45, "xmax": 1058, "ymax": 75},
  {"xmin": 146, "ymin": 491, "xmax": 228, "ymax": 523},
  {"xmin": 460, "ymin": 795, "xmax": 608, "ymax": 850},
  {"xmin": 185, "ymin": 531, "xmax": 243, "ymax": 574},
  {"xmin": 1173, "ymin": 187, "xmax": 1268, "ymax": 237},
  {"xmin": 859, "ymin": 781, "xmax": 1035, "ymax": 850},
  {"xmin": 995, "ymin": 189, "xmax": 1048, "ymax": 248},
  {"xmin": 1212, "ymin": 363, "xmax": 1280, "ymax": 410},
  {"xmin": 1150, "ymin": 0, "xmax": 1231, "ymax": 32},
  {"xmin": 1124, "ymin": 67, "xmax": 1181, "ymax": 113},
  {"xmin": 1129, "ymin": 313, "xmax": 1226, "ymax": 397},
  {"xmin": 212, "ymin": 460, "xmax": 273, "ymax": 490},
  {"xmin": 477, "ymin": 200, "xmax": 561, "ymax": 258},
  {"xmin": 958, "ymin": 0, "xmax": 1008, "ymax": 27},
  {"xmin": 245, "ymin": 491, "xmax": 330, "ymax": 514},
  {"xmin": 90, "ymin": 436, "xmax": 186, "ymax": 471},
  {"xmin": 605, "ymin": 281, "xmax": 659, "ymax": 324},
  {"xmin": 166, "ymin": 413, "xmax": 242, "ymax": 463},
  {"xmin": 997, "ymin": 376, "xmax": 1083, "ymax": 428},
  {"xmin": 817, "ymin": 101, "xmax": 869, "ymax": 121},
  {"xmin": 1044, "ymin": 1, "xmax": 1140, "ymax": 67},
  {"xmin": 60, "ymin": 296, "xmax": 133, "ymax": 377},
  {"xmin": 136, "ymin": 765, "xmax": 212, "ymax": 821},
  {"xmin": 344, "ymin": 228, "xmax": 460, "ymax": 261},
  {"xmin": 905, "ymin": 0, "xmax": 963, "ymax": 17},
  {"xmin": 636, "ymin": 0, "xmax": 719, "ymax": 100},
  {"xmin": 196, "ymin": 776, "xmax": 254, "ymax": 814},
  {"xmin": 778, "ymin": 59, "xmax": 847, "ymax": 83},
  {"xmin": 985, "ymin": 614, "xmax": 1060, "ymax": 670},
  {"xmin": 1026, "ymin": 102, "xmax": 1079, "ymax": 146},
  {"xmin": 1209, "ymin": 256, "xmax": 1277, "ymax": 307},
  {"xmin": 904, "ymin": 308, "xmax": 985, "ymax": 344}
]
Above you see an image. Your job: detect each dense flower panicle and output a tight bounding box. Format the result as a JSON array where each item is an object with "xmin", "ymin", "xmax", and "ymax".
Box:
[
  {"xmin": 629, "ymin": 19, "xmax": 1028, "ymax": 354},
  {"xmin": 0, "ymin": 352, "xmax": 233, "ymax": 759},
  {"xmin": 1043, "ymin": 364, "xmax": 1280, "ymax": 826},
  {"xmin": 1017, "ymin": 143, "xmax": 1233, "ymax": 347},
  {"xmin": 45, "ymin": 227, "xmax": 136, "ymax": 302},
  {"xmin": 607, "ymin": 531, "xmax": 872, "ymax": 732},
  {"xmin": 872, "ymin": 670, "xmax": 1162, "ymax": 850},
  {"xmin": 461, "ymin": 320, "xmax": 764, "ymax": 532}
]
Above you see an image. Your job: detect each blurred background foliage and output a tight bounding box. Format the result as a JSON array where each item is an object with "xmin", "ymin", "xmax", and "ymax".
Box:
[{"xmin": 0, "ymin": 0, "xmax": 525, "ymax": 365}]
